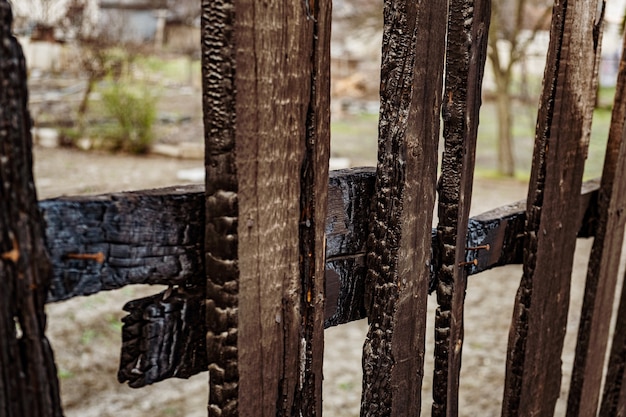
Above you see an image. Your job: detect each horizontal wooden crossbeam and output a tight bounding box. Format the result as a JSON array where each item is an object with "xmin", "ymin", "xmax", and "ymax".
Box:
[{"xmin": 40, "ymin": 168, "xmax": 600, "ymax": 386}]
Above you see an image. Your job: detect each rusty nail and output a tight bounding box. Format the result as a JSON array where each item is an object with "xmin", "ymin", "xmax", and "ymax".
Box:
[
  {"xmin": 1, "ymin": 234, "xmax": 19, "ymax": 264},
  {"xmin": 66, "ymin": 252, "xmax": 105, "ymax": 264},
  {"xmin": 466, "ymin": 244, "xmax": 490, "ymax": 251},
  {"xmin": 458, "ymin": 259, "xmax": 478, "ymax": 268}
]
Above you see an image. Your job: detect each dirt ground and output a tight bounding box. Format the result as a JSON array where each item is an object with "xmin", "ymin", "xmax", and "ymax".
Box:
[{"xmin": 32, "ymin": 145, "xmax": 600, "ymax": 417}]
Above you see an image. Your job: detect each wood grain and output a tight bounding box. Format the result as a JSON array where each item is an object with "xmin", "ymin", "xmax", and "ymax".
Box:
[
  {"xmin": 502, "ymin": 1, "xmax": 603, "ymax": 416},
  {"xmin": 201, "ymin": 0, "xmax": 239, "ymax": 414},
  {"xmin": 432, "ymin": 1, "xmax": 491, "ymax": 416},
  {"xmin": 359, "ymin": 0, "xmax": 446, "ymax": 416}
]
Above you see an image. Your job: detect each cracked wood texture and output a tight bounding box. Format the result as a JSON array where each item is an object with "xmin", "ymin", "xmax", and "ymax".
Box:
[
  {"xmin": 501, "ymin": 2, "xmax": 603, "ymax": 416},
  {"xmin": 41, "ymin": 185, "xmax": 205, "ymax": 302},
  {"xmin": 359, "ymin": 0, "xmax": 446, "ymax": 416},
  {"xmin": 202, "ymin": 0, "xmax": 330, "ymax": 415},
  {"xmin": 432, "ymin": 1, "xmax": 490, "ymax": 416},
  {"xmin": 117, "ymin": 286, "xmax": 206, "ymax": 387},
  {"xmin": 30, "ymin": 171, "xmax": 602, "ymax": 389},
  {"xmin": 108, "ymin": 179, "xmax": 600, "ymax": 388},
  {"xmin": 597, "ymin": 31, "xmax": 626, "ymax": 417},
  {"xmin": 0, "ymin": 2, "xmax": 63, "ymax": 416}
]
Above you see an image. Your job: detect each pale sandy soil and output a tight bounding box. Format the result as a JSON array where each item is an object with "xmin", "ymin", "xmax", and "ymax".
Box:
[{"xmin": 35, "ymin": 147, "xmax": 597, "ymax": 417}]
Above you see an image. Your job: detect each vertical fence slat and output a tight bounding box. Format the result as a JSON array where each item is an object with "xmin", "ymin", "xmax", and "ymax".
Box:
[
  {"xmin": 202, "ymin": 1, "xmax": 330, "ymax": 416},
  {"xmin": 359, "ymin": 1, "xmax": 447, "ymax": 416},
  {"xmin": 566, "ymin": 6, "xmax": 626, "ymax": 417},
  {"xmin": 598, "ymin": 32, "xmax": 626, "ymax": 416},
  {"xmin": 0, "ymin": 2, "xmax": 63, "ymax": 416},
  {"xmin": 431, "ymin": 1, "xmax": 491, "ymax": 416},
  {"xmin": 501, "ymin": 1, "xmax": 603, "ymax": 416},
  {"xmin": 202, "ymin": 0, "xmax": 238, "ymax": 414},
  {"xmin": 297, "ymin": 0, "xmax": 331, "ymax": 413}
]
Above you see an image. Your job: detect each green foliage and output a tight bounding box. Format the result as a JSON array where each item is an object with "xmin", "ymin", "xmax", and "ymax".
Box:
[
  {"xmin": 58, "ymin": 127, "xmax": 83, "ymax": 147},
  {"xmin": 97, "ymin": 80, "xmax": 158, "ymax": 154}
]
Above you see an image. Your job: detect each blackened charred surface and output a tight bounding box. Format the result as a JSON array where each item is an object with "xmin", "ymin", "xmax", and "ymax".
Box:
[
  {"xmin": 41, "ymin": 186, "xmax": 205, "ymax": 302},
  {"xmin": 324, "ymin": 259, "xmax": 367, "ymax": 327},
  {"xmin": 0, "ymin": 3, "xmax": 63, "ymax": 415},
  {"xmin": 326, "ymin": 168, "xmax": 376, "ymax": 258},
  {"xmin": 118, "ymin": 286, "xmax": 207, "ymax": 388},
  {"xmin": 433, "ymin": 0, "xmax": 491, "ymax": 415},
  {"xmin": 99, "ymin": 179, "xmax": 600, "ymax": 386},
  {"xmin": 201, "ymin": 0, "xmax": 239, "ymax": 415},
  {"xmin": 360, "ymin": 0, "xmax": 447, "ymax": 415}
]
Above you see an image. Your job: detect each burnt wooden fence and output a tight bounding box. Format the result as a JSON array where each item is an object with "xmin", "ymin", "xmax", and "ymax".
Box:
[{"xmin": 1, "ymin": 0, "xmax": 625, "ymax": 416}]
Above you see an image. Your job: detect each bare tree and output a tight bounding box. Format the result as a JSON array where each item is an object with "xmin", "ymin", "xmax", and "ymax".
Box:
[
  {"xmin": 8, "ymin": 0, "xmax": 70, "ymax": 26},
  {"xmin": 488, "ymin": 0, "xmax": 552, "ymax": 176}
]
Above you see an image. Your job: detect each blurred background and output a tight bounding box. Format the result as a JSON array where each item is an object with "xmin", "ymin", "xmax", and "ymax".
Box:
[{"xmin": 7, "ymin": 0, "xmax": 626, "ymax": 415}]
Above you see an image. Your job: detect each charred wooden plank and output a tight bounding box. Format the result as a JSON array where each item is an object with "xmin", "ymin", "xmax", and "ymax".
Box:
[
  {"xmin": 202, "ymin": 0, "xmax": 331, "ymax": 415},
  {"xmin": 41, "ymin": 171, "xmax": 600, "ymax": 308},
  {"xmin": 0, "ymin": 3, "xmax": 63, "ymax": 415},
  {"xmin": 297, "ymin": 0, "xmax": 332, "ymax": 412},
  {"xmin": 501, "ymin": 2, "xmax": 603, "ymax": 416},
  {"xmin": 596, "ymin": 31, "xmax": 626, "ymax": 417},
  {"xmin": 359, "ymin": 0, "xmax": 447, "ymax": 416},
  {"xmin": 432, "ymin": 1, "xmax": 491, "ymax": 416},
  {"xmin": 114, "ymin": 178, "xmax": 601, "ymax": 387},
  {"xmin": 117, "ymin": 286, "xmax": 206, "ymax": 388},
  {"xmin": 41, "ymin": 185, "xmax": 205, "ymax": 302},
  {"xmin": 41, "ymin": 171, "xmax": 600, "ymax": 306},
  {"xmin": 201, "ymin": 0, "xmax": 239, "ymax": 415}
]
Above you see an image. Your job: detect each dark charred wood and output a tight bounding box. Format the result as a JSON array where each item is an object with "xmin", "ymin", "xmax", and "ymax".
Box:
[
  {"xmin": 39, "ymin": 168, "xmax": 599, "ymax": 306},
  {"xmin": 41, "ymin": 171, "xmax": 601, "ymax": 311},
  {"xmin": 41, "ymin": 185, "xmax": 205, "ymax": 302},
  {"xmin": 118, "ymin": 286, "xmax": 207, "ymax": 388},
  {"xmin": 432, "ymin": 1, "xmax": 491, "ymax": 415},
  {"xmin": 502, "ymin": 2, "xmax": 603, "ymax": 416},
  {"xmin": 201, "ymin": 0, "xmax": 239, "ymax": 415},
  {"xmin": 0, "ymin": 2, "xmax": 63, "ymax": 415},
  {"xmin": 113, "ymin": 175, "xmax": 600, "ymax": 388},
  {"xmin": 359, "ymin": 1, "xmax": 447, "ymax": 416}
]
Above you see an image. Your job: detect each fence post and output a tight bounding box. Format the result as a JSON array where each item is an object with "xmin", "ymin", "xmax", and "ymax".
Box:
[
  {"xmin": 0, "ymin": 2, "xmax": 63, "ymax": 416},
  {"xmin": 501, "ymin": 1, "xmax": 603, "ymax": 416},
  {"xmin": 359, "ymin": 0, "xmax": 447, "ymax": 416},
  {"xmin": 201, "ymin": 1, "xmax": 330, "ymax": 416},
  {"xmin": 597, "ymin": 29, "xmax": 626, "ymax": 417},
  {"xmin": 432, "ymin": 1, "xmax": 491, "ymax": 416}
]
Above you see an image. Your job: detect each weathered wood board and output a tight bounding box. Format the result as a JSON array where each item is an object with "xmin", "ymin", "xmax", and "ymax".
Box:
[
  {"xmin": 201, "ymin": 0, "xmax": 331, "ymax": 416},
  {"xmin": 502, "ymin": 1, "xmax": 603, "ymax": 416},
  {"xmin": 432, "ymin": 0, "xmax": 491, "ymax": 415},
  {"xmin": 0, "ymin": 2, "xmax": 63, "ymax": 415},
  {"xmin": 30, "ymin": 170, "xmax": 604, "ymax": 388},
  {"xmin": 359, "ymin": 0, "xmax": 447, "ymax": 416},
  {"xmin": 597, "ymin": 30, "xmax": 626, "ymax": 417}
]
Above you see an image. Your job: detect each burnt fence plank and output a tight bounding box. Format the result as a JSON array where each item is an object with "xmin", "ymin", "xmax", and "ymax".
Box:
[
  {"xmin": 41, "ymin": 185, "xmax": 205, "ymax": 302},
  {"xmin": 501, "ymin": 1, "xmax": 603, "ymax": 416},
  {"xmin": 432, "ymin": 0, "xmax": 491, "ymax": 416},
  {"xmin": 359, "ymin": 0, "xmax": 447, "ymax": 416},
  {"xmin": 39, "ymin": 172, "xmax": 598, "ymax": 386},
  {"xmin": 117, "ymin": 286, "xmax": 206, "ymax": 387},
  {"xmin": 41, "ymin": 172, "xmax": 601, "ymax": 315},
  {"xmin": 200, "ymin": 0, "xmax": 239, "ymax": 414},
  {"xmin": 565, "ymin": 10, "xmax": 626, "ymax": 417},
  {"xmin": 597, "ymin": 30, "xmax": 626, "ymax": 417},
  {"xmin": 201, "ymin": 0, "xmax": 331, "ymax": 416},
  {"xmin": 0, "ymin": 2, "xmax": 63, "ymax": 415}
]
